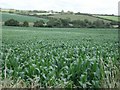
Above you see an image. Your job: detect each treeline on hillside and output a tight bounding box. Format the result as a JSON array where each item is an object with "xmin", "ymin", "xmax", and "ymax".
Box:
[
  {"xmin": 4, "ymin": 18, "xmax": 118, "ymax": 28},
  {"xmin": 4, "ymin": 19, "xmax": 29, "ymax": 27}
]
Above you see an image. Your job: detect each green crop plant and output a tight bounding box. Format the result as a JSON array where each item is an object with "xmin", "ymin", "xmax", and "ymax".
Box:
[{"xmin": 1, "ymin": 26, "xmax": 119, "ymax": 88}]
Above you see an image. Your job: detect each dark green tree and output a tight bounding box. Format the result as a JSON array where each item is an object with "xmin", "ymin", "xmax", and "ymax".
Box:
[
  {"xmin": 22, "ymin": 21, "xmax": 29, "ymax": 27},
  {"xmin": 93, "ymin": 20, "xmax": 105, "ymax": 28},
  {"xmin": 4, "ymin": 19, "xmax": 19, "ymax": 26},
  {"xmin": 60, "ymin": 18, "xmax": 71, "ymax": 28},
  {"xmin": 33, "ymin": 20, "xmax": 45, "ymax": 27},
  {"xmin": 47, "ymin": 19, "xmax": 63, "ymax": 27}
]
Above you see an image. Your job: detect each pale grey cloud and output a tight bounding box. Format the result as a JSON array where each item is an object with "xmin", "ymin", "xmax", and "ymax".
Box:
[{"xmin": 0, "ymin": 0, "xmax": 119, "ymax": 15}]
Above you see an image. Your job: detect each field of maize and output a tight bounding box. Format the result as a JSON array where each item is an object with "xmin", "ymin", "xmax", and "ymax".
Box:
[{"xmin": 1, "ymin": 26, "xmax": 120, "ymax": 88}]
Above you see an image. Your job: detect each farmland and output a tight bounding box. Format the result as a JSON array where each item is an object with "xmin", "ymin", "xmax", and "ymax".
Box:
[
  {"xmin": 1, "ymin": 26, "xmax": 120, "ymax": 88},
  {"xmin": 0, "ymin": 13, "xmax": 48, "ymax": 22},
  {"xmin": 97, "ymin": 15, "xmax": 119, "ymax": 22},
  {"xmin": 49, "ymin": 14, "xmax": 110, "ymax": 23}
]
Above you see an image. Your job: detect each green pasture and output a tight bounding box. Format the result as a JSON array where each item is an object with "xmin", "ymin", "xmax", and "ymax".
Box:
[
  {"xmin": 1, "ymin": 13, "xmax": 48, "ymax": 22},
  {"xmin": 98, "ymin": 15, "xmax": 119, "ymax": 21}
]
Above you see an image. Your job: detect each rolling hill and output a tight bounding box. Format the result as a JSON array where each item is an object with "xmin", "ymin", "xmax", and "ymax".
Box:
[
  {"xmin": 0, "ymin": 13, "xmax": 48, "ymax": 22},
  {"xmin": 1, "ymin": 12, "xmax": 118, "ymax": 27},
  {"xmin": 49, "ymin": 14, "xmax": 111, "ymax": 23}
]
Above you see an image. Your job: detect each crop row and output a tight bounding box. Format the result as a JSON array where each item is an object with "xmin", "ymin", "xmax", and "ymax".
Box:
[{"xmin": 1, "ymin": 40, "xmax": 120, "ymax": 88}]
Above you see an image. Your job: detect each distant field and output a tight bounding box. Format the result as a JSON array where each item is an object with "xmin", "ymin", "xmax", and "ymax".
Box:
[
  {"xmin": 97, "ymin": 16, "xmax": 118, "ymax": 21},
  {"xmin": 1, "ymin": 13, "xmax": 114, "ymax": 24},
  {"xmin": 2, "ymin": 26, "xmax": 118, "ymax": 42},
  {"xmin": 1, "ymin": 13, "xmax": 48, "ymax": 22},
  {"xmin": 49, "ymin": 14, "xmax": 110, "ymax": 22}
]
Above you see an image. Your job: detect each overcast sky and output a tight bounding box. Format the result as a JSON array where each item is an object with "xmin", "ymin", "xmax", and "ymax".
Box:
[{"xmin": 0, "ymin": 0, "xmax": 119, "ymax": 15}]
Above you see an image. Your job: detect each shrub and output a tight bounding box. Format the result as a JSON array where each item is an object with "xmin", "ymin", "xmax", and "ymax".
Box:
[
  {"xmin": 22, "ymin": 21, "xmax": 29, "ymax": 27},
  {"xmin": 93, "ymin": 20, "xmax": 106, "ymax": 28},
  {"xmin": 4, "ymin": 19, "xmax": 19, "ymax": 26},
  {"xmin": 33, "ymin": 20, "xmax": 45, "ymax": 27},
  {"xmin": 46, "ymin": 18, "xmax": 71, "ymax": 28},
  {"xmin": 71, "ymin": 20, "xmax": 86, "ymax": 28},
  {"xmin": 60, "ymin": 18, "xmax": 71, "ymax": 28},
  {"xmin": 46, "ymin": 19, "xmax": 62, "ymax": 27}
]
